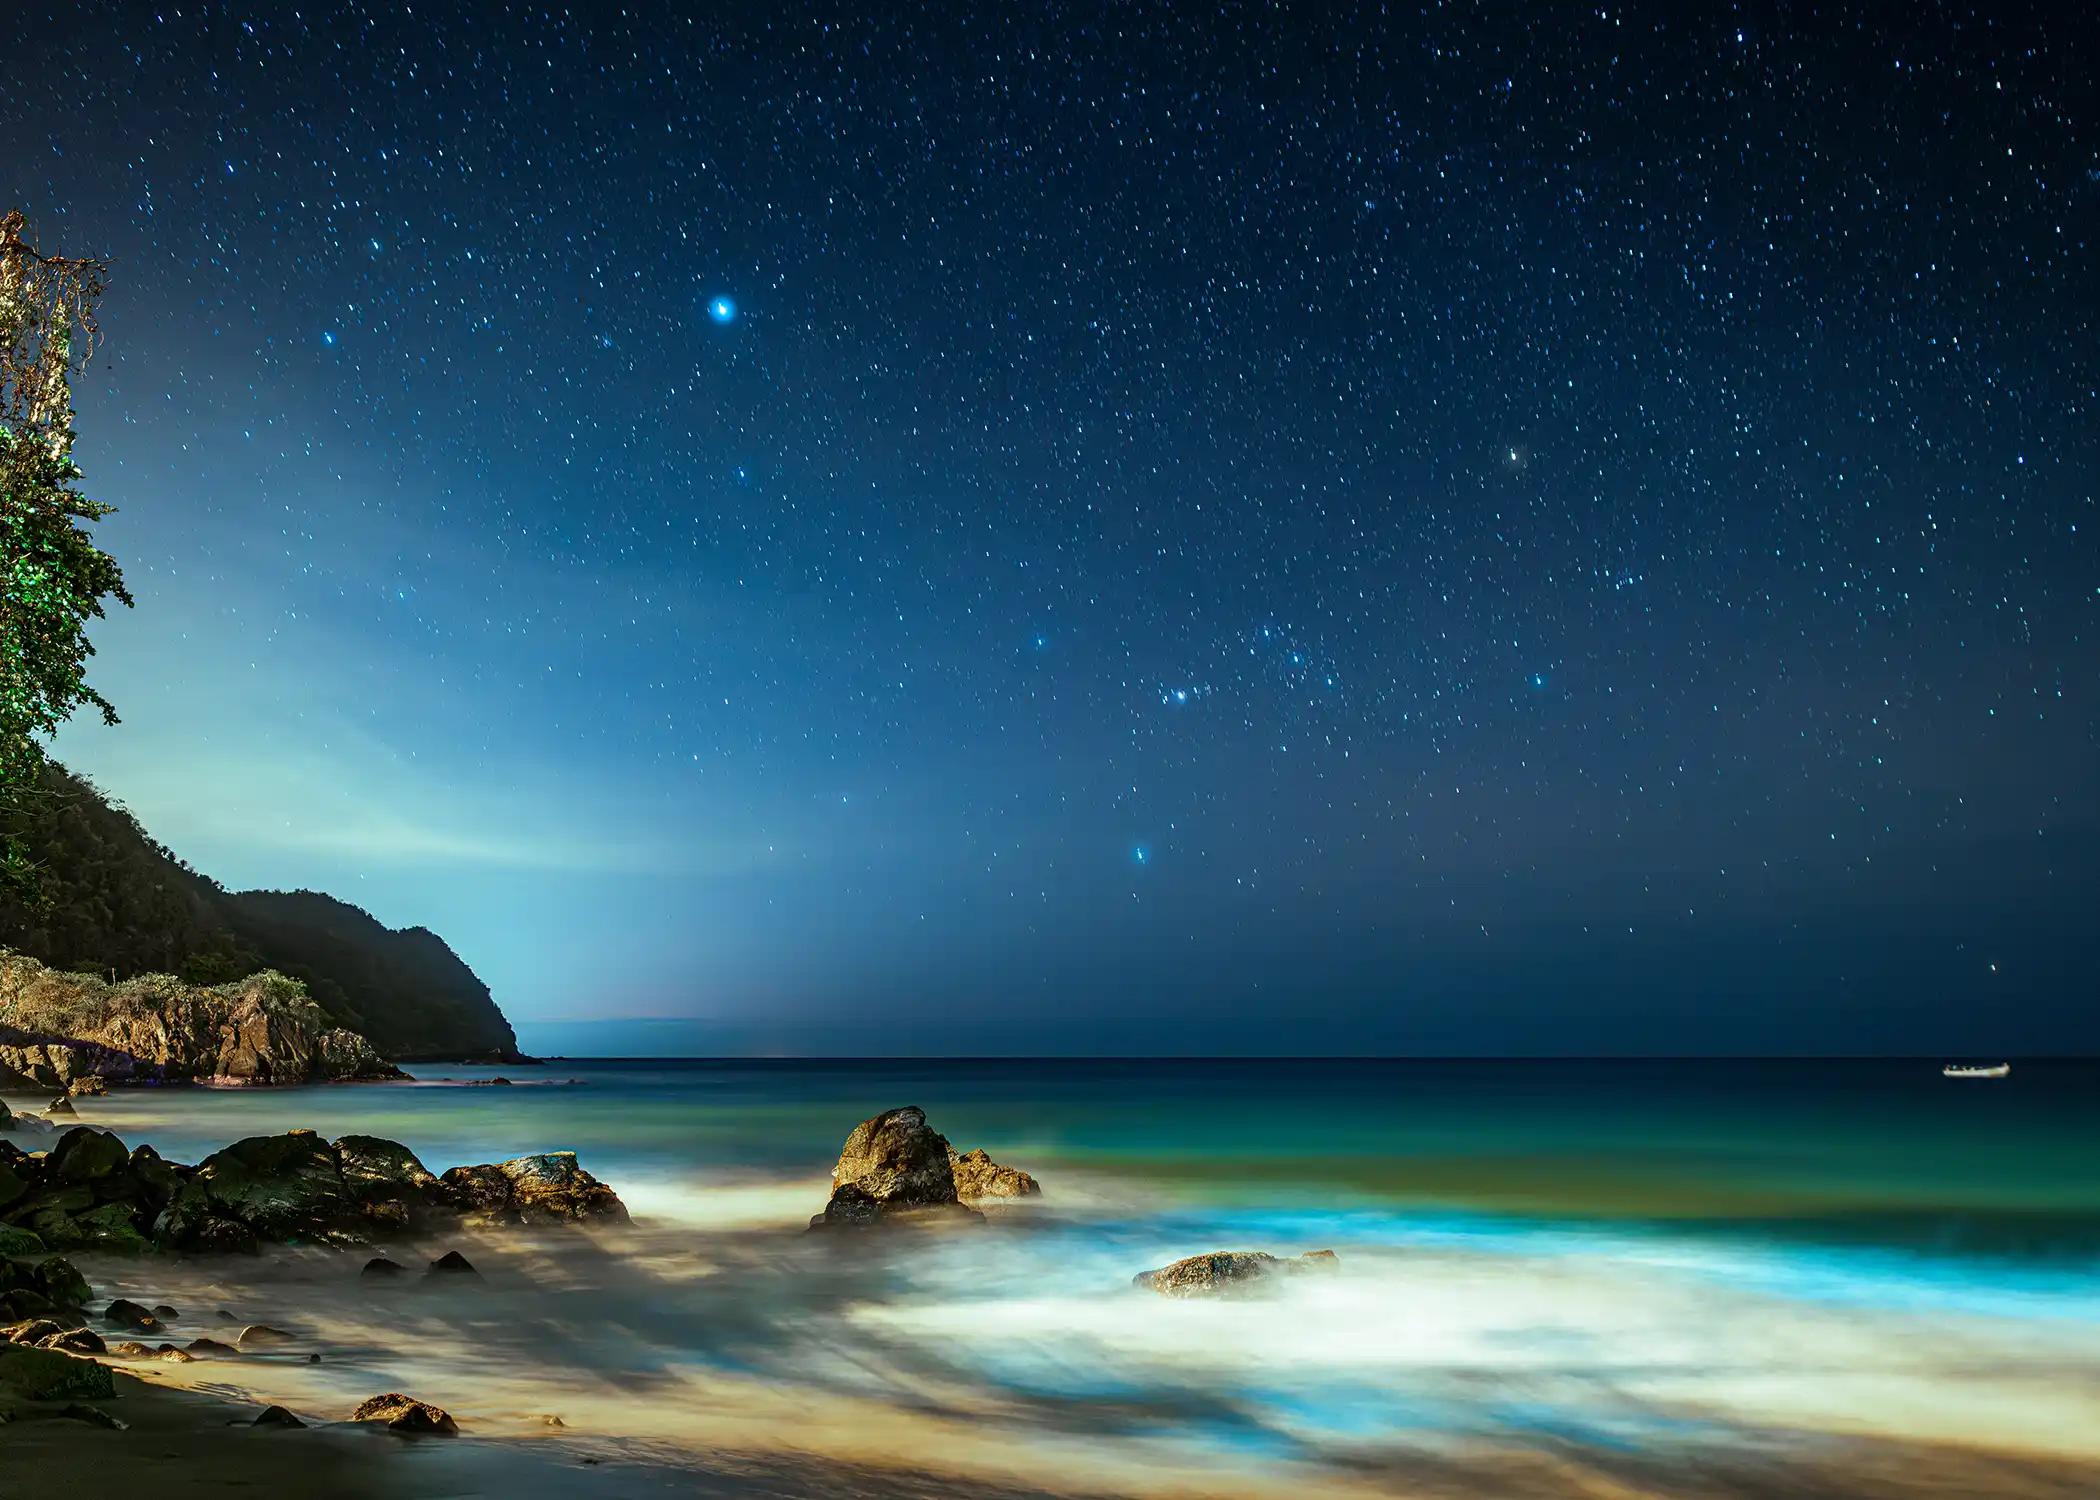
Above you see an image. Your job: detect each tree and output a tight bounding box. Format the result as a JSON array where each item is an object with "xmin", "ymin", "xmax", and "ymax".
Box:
[{"xmin": 1, "ymin": 209, "xmax": 130, "ymax": 892}]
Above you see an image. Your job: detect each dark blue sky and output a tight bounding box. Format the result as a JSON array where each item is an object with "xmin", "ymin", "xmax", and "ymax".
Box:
[{"xmin": 6, "ymin": 2, "xmax": 2095, "ymax": 1055}]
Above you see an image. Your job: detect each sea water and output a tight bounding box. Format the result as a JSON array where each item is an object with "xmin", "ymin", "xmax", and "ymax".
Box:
[{"xmin": 28, "ymin": 1058, "xmax": 2100, "ymax": 1495}]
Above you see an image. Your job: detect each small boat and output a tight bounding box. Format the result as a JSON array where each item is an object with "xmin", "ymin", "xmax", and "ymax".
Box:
[{"xmin": 1942, "ymin": 1062, "xmax": 2011, "ymax": 1079}]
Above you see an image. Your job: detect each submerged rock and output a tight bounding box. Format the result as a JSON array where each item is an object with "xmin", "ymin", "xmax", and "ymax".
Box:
[
  {"xmin": 427, "ymin": 1250, "xmax": 477, "ymax": 1275},
  {"xmin": 351, "ymin": 1391, "xmax": 458, "ymax": 1435},
  {"xmin": 1132, "ymin": 1249, "xmax": 1340, "ymax": 1297},
  {"xmin": 252, "ymin": 1403, "xmax": 306, "ymax": 1428},
  {"xmin": 184, "ymin": 1337, "xmax": 239, "ymax": 1357},
  {"xmin": 360, "ymin": 1256, "xmax": 407, "ymax": 1277},
  {"xmin": 103, "ymin": 1297, "xmax": 162, "ymax": 1332},
  {"xmin": 808, "ymin": 1106, "xmax": 982, "ymax": 1230},
  {"xmin": 947, "ymin": 1146, "xmax": 1042, "ymax": 1202},
  {"xmin": 235, "ymin": 1324, "xmax": 296, "ymax": 1350}
]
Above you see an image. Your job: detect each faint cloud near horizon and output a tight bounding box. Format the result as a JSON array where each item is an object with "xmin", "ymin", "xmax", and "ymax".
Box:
[{"xmin": 50, "ymin": 718, "xmax": 778, "ymax": 883}]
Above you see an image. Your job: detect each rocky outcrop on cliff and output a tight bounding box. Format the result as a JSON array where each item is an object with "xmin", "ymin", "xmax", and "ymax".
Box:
[
  {"xmin": 3, "ymin": 1125, "xmax": 625, "ymax": 1253},
  {"xmin": 0, "ymin": 953, "xmax": 403, "ymax": 1088},
  {"xmin": 1132, "ymin": 1249, "xmax": 1339, "ymax": 1297},
  {"xmin": 808, "ymin": 1105, "xmax": 983, "ymax": 1229}
]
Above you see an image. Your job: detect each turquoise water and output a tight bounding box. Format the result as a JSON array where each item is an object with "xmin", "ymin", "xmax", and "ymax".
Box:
[
  {"xmin": 65, "ymin": 1056, "xmax": 2100, "ymax": 1229},
  {"xmin": 32, "ymin": 1059, "xmax": 2100, "ymax": 1488}
]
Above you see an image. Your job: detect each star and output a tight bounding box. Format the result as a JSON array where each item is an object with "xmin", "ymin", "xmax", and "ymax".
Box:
[{"xmin": 707, "ymin": 296, "xmax": 738, "ymax": 325}]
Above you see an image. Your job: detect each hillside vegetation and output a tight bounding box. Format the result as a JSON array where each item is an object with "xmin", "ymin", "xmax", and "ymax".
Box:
[{"xmin": 0, "ymin": 765, "xmax": 519, "ymax": 1060}]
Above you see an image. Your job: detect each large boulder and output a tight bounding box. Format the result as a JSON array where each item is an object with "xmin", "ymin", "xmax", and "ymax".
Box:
[
  {"xmin": 47, "ymin": 1127, "xmax": 127, "ymax": 1186},
  {"xmin": 154, "ymin": 1130, "xmax": 358, "ymax": 1250},
  {"xmin": 334, "ymin": 1135, "xmax": 441, "ymax": 1229},
  {"xmin": 947, "ymin": 1146, "xmax": 1042, "ymax": 1202},
  {"xmin": 808, "ymin": 1106, "xmax": 981, "ymax": 1229},
  {"xmin": 1133, "ymin": 1249, "xmax": 1339, "ymax": 1297},
  {"xmin": 351, "ymin": 1391, "xmax": 458, "ymax": 1435},
  {"xmin": 0, "ymin": 1341, "xmax": 115, "ymax": 1400},
  {"xmin": 437, "ymin": 1153, "xmax": 627, "ymax": 1226}
]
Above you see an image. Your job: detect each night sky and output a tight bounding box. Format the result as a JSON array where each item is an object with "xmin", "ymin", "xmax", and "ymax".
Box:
[{"xmin": 5, "ymin": 3, "xmax": 2095, "ymax": 1056}]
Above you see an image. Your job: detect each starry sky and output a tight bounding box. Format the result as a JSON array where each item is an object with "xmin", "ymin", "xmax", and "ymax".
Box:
[{"xmin": 5, "ymin": 2, "xmax": 2096, "ymax": 1056}]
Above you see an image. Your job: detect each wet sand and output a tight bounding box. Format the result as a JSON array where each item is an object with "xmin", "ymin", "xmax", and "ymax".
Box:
[{"xmin": 18, "ymin": 1222, "xmax": 2094, "ymax": 1500}]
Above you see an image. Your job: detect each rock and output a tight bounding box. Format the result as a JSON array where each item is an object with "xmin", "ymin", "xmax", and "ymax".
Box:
[
  {"xmin": 106, "ymin": 1339, "xmax": 157, "ymax": 1357},
  {"xmin": 159, "ymin": 1346, "xmax": 195, "ymax": 1362},
  {"xmin": 437, "ymin": 1153, "xmax": 627, "ymax": 1226},
  {"xmin": 56, "ymin": 1401, "xmax": 126, "ymax": 1429},
  {"xmin": 427, "ymin": 1250, "xmax": 477, "ymax": 1275},
  {"xmin": 153, "ymin": 1131, "xmax": 356, "ymax": 1250},
  {"xmin": 44, "ymin": 1096, "xmax": 74, "ymax": 1117},
  {"xmin": 0, "ymin": 1342, "xmax": 115, "ymax": 1400},
  {"xmin": 361, "ymin": 1257, "xmax": 407, "ymax": 1276},
  {"xmin": 333, "ymin": 1135, "xmax": 441, "ymax": 1229},
  {"xmin": 0, "ymin": 1101, "xmax": 53, "ymax": 1139},
  {"xmin": 47, "ymin": 1127, "xmax": 127, "ymax": 1186},
  {"xmin": 149, "ymin": 1131, "xmax": 622, "ymax": 1250},
  {"xmin": 0, "ymin": 1290, "xmax": 54, "ymax": 1320},
  {"xmin": 0, "ymin": 1226, "xmax": 46, "ymax": 1258},
  {"xmin": 540, "ymin": 1413, "xmax": 566, "ymax": 1427},
  {"xmin": 253, "ymin": 1404, "xmax": 306, "ymax": 1428},
  {"xmin": 0, "ymin": 957, "xmax": 406, "ymax": 1087},
  {"xmin": 35, "ymin": 1326, "xmax": 106, "ymax": 1354},
  {"xmin": 184, "ymin": 1337, "xmax": 239, "ymax": 1356},
  {"xmin": 151, "ymin": 1302, "xmax": 178, "ymax": 1318},
  {"xmin": 103, "ymin": 1298, "xmax": 162, "ymax": 1332},
  {"xmin": 1, "ymin": 1319, "xmax": 61, "ymax": 1345},
  {"xmin": 350, "ymin": 1392, "xmax": 459, "ymax": 1436},
  {"xmin": 235, "ymin": 1324, "xmax": 296, "ymax": 1350},
  {"xmin": 30, "ymin": 1256, "xmax": 89, "ymax": 1309},
  {"xmin": 1132, "ymin": 1249, "xmax": 1341, "ymax": 1297},
  {"xmin": 808, "ymin": 1106, "xmax": 982, "ymax": 1230},
  {"xmin": 947, "ymin": 1146, "xmax": 1042, "ymax": 1202},
  {"xmin": 65, "ymin": 1077, "xmax": 108, "ymax": 1098}
]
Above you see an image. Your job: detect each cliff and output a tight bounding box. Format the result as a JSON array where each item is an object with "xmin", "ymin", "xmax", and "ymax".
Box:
[
  {"xmin": 0, "ymin": 765, "xmax": 519, "ymax": 1061},
  {"xmin": 0, "ymin": 953, "xmax": 403, "ymax": 1087}
]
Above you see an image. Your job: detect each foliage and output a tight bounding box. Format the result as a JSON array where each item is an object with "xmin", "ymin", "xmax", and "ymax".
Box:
[
  {"xmin": 0, "ymin": 763, "xmax": 521, "ymax": 1058},
  {"xmin": 1, "ymin": 210, "xmax": 129, "ymax": 895}
]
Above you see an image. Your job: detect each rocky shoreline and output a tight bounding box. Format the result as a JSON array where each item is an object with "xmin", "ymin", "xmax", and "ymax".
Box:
[{"xmin": 0, "ymin": 1094, "xmax": 1343, "ymax": 1492}]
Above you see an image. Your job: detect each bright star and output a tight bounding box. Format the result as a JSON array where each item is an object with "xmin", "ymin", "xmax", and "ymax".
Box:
[
  {"xmin": 1133, "ymin": 845, "xmax": 1150, "ymax": 865},
  {"xmin": 708, "ymin": 296, "xmax": 737, "ymax": 325}
]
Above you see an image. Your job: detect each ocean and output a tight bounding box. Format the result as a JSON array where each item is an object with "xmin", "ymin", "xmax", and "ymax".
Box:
[{"xmin": 42, "ymin": 1058, "xmax": 2100, "ymax": 1496}]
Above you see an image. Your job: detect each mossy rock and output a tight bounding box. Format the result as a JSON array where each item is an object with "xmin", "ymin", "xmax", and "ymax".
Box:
[
  {"xmin": 0, "ymin": 1343, "xmax": 115, "ymax": 1401},
  {"xmin": 158, "ymin": 1131, "xmax": 360, "ymax": 1247},
  {"xmin": 0, "ymin": 1226, "xmax": 48, "ymax": 1259},
  {"xmin": 63, "ymin": 1203, "xmax": 150, "ymax": 1255},
  {"xmin": 48, "ymin": 1128, "xmax": 129, "ymax": 1186},
  {"xmin": 32, "ymin": 1257, "xmax": 91, "ymax": 1309}
]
